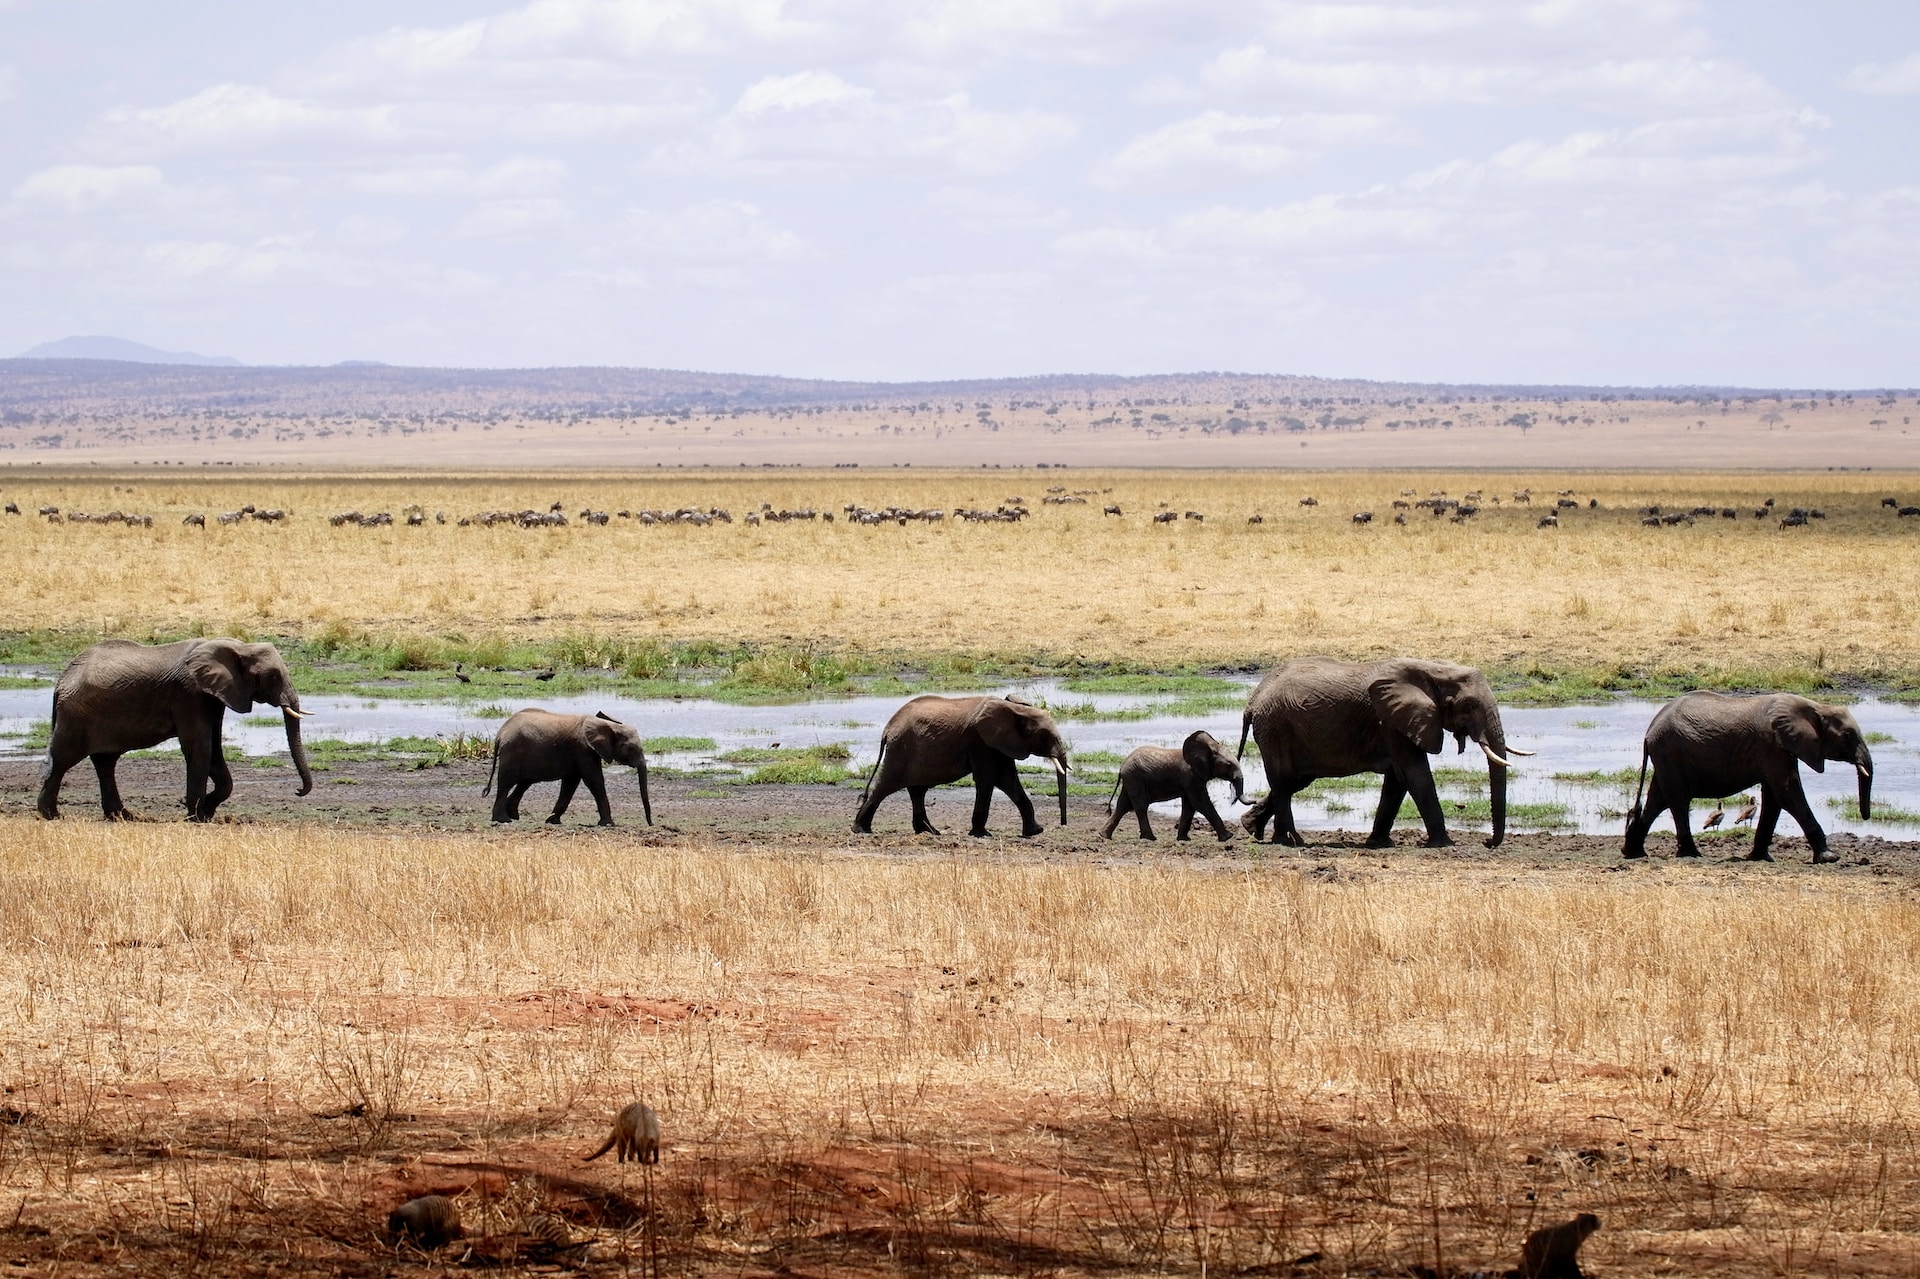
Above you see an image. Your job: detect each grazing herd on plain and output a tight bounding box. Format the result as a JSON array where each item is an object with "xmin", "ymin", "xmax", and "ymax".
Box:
[
  {"xmin": 32, "ymin": 640, "xmax": 1876, "ymax": 867},
  {"xmin": 10, "ymin": 485, "xmax": 1918, "ymax": 533}
]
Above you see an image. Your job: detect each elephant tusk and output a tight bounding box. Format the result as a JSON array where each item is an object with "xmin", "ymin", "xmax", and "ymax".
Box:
[
  {"xmin": 1476, "ymin": 739, "xmax": 1513, "ymax": 768},
  {"xmin": 1506, "ymin": 746, "xmax": 1535, "ymax": 757},
  {"xmin": 282, "ymin": 705, "xmax": 311, "ymax": 719}
]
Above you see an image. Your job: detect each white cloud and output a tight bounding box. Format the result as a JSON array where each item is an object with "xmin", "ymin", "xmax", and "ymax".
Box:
[
  {"xmin": 349, "ymin": 158, "xmax": 566, "ymax": 198},
  {"xmin": 101, "ymin": 83, "xmax": 399, "ymax": 152},
  {"xmin": 457, "ymin": 197, "xmax": 571, "ymax": 238},
  {"xmin": 1175, "ymin": 195, "xmax": 1444, "ymax": 253},
  {"xmin": 735, "ymin": 70, "xmax": 869, "ymax": 114},
  {"xmin": 13, "ymin": 165, "xmax": 163, "ymax": 210},
  {"xmin": 1100, "ymin": 110, "xmax": 1391, "ymax": 184},
  {"xmin": 622, "ymin": 199, "xmax": 808, "ymax": 261},
  {"xmin": 1053, "ymin": 227, "xmax": 1167, "ymax": 260},
  {"xmin": 0, "ymin": 65, "xmax": 19, "ymax": 105},
  {"xmin": 1842, "ymin": 53, "xmax": 1920, "ymax": 96}
]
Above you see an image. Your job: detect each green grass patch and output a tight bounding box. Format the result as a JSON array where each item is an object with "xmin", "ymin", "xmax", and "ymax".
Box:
[
  {"xmin": 1401, "ymin": 797, "xmax": 1574, "ymax": 828},
  {"xmin": 1069, "ymin": 749, "xmax": 1128, "ymax": 766},
  {"xmin": 0, "ymin": 675, "xmax": 48, "ymax": 691},
  {"xmin": 1059, "ymin": 674, "xmax": 1243, "ymax": 696},
  {"xmin": 1296, "ymin": 775, "xmax": 1380, "ymax": 795},
  {"xmin": 1552, "ymin": 768, "xmax": 1642, "ymax": 787},
  {"xmin": 1865, "ymin": 731, "xmax": 1898, "ymax": 745},
  {"xmin": 740, "ymin": 758, "xmax": 860, "ymax": 785},
  {"xmin": 645, "ymin": 736, "xmax": 717, "ymax": 754},
  {"xmin": 717, "ymin": 743, "xmax": 851, "ymax": 765},
  {"xmin": 1826, "ymin": 796, "xmax": 1920, "ymax": 823}
]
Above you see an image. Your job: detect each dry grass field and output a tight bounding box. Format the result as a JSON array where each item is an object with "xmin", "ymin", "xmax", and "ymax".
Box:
[
  {"xmin": 4, "ymin": 819, "xmax": 1920, "ymax": 1276},
  {"xmin": 1, "ymin": 468, "xmax": 1917, "ymax": 681}
]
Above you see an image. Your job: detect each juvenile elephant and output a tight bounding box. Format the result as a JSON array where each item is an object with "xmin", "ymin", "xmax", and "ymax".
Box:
[
  {"xmin": 1237, "ymin": 657, "xmax": 1529, "ymax": 848},
  {"xmin": 1622, "ymin": 691, "xmax": 1872, "ymax": 863},
  {"xmin": 1102, "ymin": 730, "xmax": 1246, "ymax": 841},
  {"xmin": 853, "ymin": 695, "xmax": 1071, "ymax": 837},
  {"xmin": 484, "ymin": 709, "xmax": 652, "ymax": 826},
  {"xmin": 37, "ymin": 638, "xmax": 314, "ymax": 821}
]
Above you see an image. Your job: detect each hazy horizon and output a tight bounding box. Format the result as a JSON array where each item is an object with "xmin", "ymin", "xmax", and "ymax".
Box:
[{"xmin": 3, "ymin": 2, "xmax": 1917, "ymax": 386}]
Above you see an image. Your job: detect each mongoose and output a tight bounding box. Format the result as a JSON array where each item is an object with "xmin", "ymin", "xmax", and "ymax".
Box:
[
  {"xmin": 1516, "ymin": 1212, "xmax": 1600, "ymax": 1279},
  {"xmin": 582, "ymin": 1101, "xmax": 660, "ymax": 1164},
  {"xmin": 388, "ymin": 1194, "xmax": 463, "ymax": 1249}
]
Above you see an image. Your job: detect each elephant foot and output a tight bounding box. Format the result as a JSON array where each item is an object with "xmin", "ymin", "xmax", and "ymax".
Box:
[
  {"xmin": 36, "ymin": 809, "xmax": 58, "ymax": 821},
  {"xmin": 913, "ymin": 822, "xmax": 942, "ymax": 836},
  {"xmin": 1811, "ymin": 848, "xmax": 1838, "ymax": 865},
  {"xmin": 1421, "ymin": 835, "xmax": 1456, "ymax": 849},
  {"xmin": 1747, "ymin": 849, "xmax": 1775, "ymax": 862},
  {"xmin": 1215, "ymin": 831, "xmax": 1234, "ymax": 843},
  {"xmin": 1364, "ymin": 834, "xmax": 1394, "ymax": 849},
  {"xmin": 1676, "ymin": 847, "xmax": 1702, "ymax": 858},
  {"xmin": 852, "ymin": 820, "xmax": 873, "ymax": 835},
  {"xmin": 1621, "ymin": 848, "xmax": 1647, "ymax": 860},
  {"xmin": 597, "ymin": 818, "xmax": 616, "ymax": 827},
  {"xmin": 1020, "ymin": 823, "xmax": 1044, "ymax": 839},
  {"xmin": 1482, "ymin": 835, "xmax": 1504, "ymax": 849},
  {"xmin": 969, "ymin": 827, "xmax": 991, "ymax": 838}
]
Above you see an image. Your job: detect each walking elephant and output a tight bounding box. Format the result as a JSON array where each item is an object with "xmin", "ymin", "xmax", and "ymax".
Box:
[
  {"xmin": 1622, "ymin": 691, "xmax": 1871, "ymax": 863},
  {"xmin": 1237, "ymin": 656, "xmax": 1529, "ymax": 848},
  {"xmin": 1102, "ymin": 730, "xmax": 1246, "ymax": 841},
  {"xmin": 37, "ymin": 638, "xmax": 314, "ymax": 821},
  {"xmin": 853, "ymin": 695, "xmax": 1072, "ymax": 837},
  {"xmin": 484, "ymin": 709, "xmax": 652, "ymax": 826}
]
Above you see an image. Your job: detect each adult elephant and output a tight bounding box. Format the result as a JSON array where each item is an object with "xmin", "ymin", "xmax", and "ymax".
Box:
[
  {"xmin": 1622, "ymin": 691, "xmax": 1872, "ymax": 863},
  {"xmin": 853, "ymin": 695, "xmax": 1072, "ymax": 837},
  {"xmin": 37, "ymin": 638, "xmax": 313, "ymax": 821},
  {"xmin": 483, "ymin": 709, "xmax": 652, "ymax": 827},
  {"xmin": 1237, "ymin": 657, "xmax": 1528, "ymax": 848}
]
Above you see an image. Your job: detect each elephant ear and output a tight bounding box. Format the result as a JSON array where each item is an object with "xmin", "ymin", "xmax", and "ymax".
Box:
[
  {"xmin": 185, "ymin": 642, "xmax": 253, "ymax": 713},
  {"xmin": 1368, "ymin": 675, "xmax": 1442, "ymax": 754},
  {"xmin": 970, "ymin": 700, "xmax": 1035, "ymax": 759},
  {"xmin": 1770, "ymin": 699, "xmax": 1826, "ymax": 773},
  {"xmin": 583, "ymin": 714, "xmax": 621, "ymax": 762},
  {"xmin": 1182, "ymin": 731, "xmax": 1218, "ymax": 778}
]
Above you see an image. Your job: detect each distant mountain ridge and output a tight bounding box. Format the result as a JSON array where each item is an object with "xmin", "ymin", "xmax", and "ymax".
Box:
[
  {"xmin": 0, "ymin": 356, "xmax": 1897, "ymax": 422},
  {"xmin": 18, "ymin": 335, "xmax": 243, "ymax": 367}
]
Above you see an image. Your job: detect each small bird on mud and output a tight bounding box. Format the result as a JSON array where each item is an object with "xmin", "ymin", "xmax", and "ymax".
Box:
[
  {"xmin": 1735, "ymin": 796, "xmax": 1758, "ymax": 825},
  {"xmin": 453, "ymin": 663, "xmax": 471, "ymax": 684},
  {"xmin": 534, "ymin": 668, "xmax": 556, "ymax": 681},
  {"xmin": 1701, "ymin": 801, "xmax": 1725, "ymax": 830}
]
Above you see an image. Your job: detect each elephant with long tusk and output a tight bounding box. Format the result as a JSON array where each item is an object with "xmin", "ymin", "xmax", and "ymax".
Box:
[
  {"xmin": 37, "ymin": 638, "xmax": 315, "ymax": 821},
  {"xmin": 1236, "ymin": 656, "xmax": 1525, "ymax": 849},
  {"xmin": 854, "ymin": 695, "xmax": 1072, "ymax": 837},
  {"xmin": 1622, "ymin": 691, "xmax": 1872, "ymax": 864}
]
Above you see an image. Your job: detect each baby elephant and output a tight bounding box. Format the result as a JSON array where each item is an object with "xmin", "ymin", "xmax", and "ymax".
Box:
[
  {"xmin": 484, "ymin": 709, "xmax": 653, "ymax": 826},
  {"xmin": 1103, "ymin": 730, "xmax": 1246, "ymax": 841},
  {"xmin": 583, "ymin": 1101, "xmax": 660, "ymax": 1164}
]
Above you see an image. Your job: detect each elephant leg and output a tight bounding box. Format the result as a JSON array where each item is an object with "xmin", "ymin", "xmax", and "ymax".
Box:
[
  {"xmin": 1194, "ymin": 791, "xmax": 1231, "ymax": 841},
  {"xmin": 1131, "ymin": 781, "xmax": 1158, "ymax": 840},
  {"xmin": 854, "ymin": 756, "xmax": 904, "ymax": 833},
  {"xmin": 992, "ymin": 758, "xmax": 1043, "ymax": 838},
  {"xmin": 199, "ymin": 745, "xmax": 234, "ymax": 820},
  {"xmin": 1276, "ymin": 779, "xmax": 1313, "ymax": 846},
  {"xmin": 1100, "ymin": 788, "xmax": 1130, "ymax": 839},
  {"xmin": 1781, "ymin": 775, "xmax": 1833, "ymax": 863},
  {"xmin": 1670, "ymin": 784, "xmax": 1700, "ymax": 857},
  {"xmin": 506, "ymin": 780, "xmax": 533, "ymax": 821},
  {"xmin": 1367, "ymin": 771, "xmax": 1409, "ymax": 848},
  {"xmin": 970, "ymin": 771, "xmax": 997, "ymax": 836},
  {"xmin": 1402, "ymin": 763, "xmax": 1452, "ymax": 848},
  {"xmin": 1239, "ymin": 793, "xmax": 1270, "ymax": 839},
  {"xmin": 180, "ymin": 723, "xmax": 216, "ymax": 821},
  {"xmin": 1750, "ymin": 783, "xmax": 1783, "ymax": 861},
  {"xmin": 491, "ymin": 774, "xmax": 520, "ymax": 823},
  {"xmin": 548, "ymin": 776, "xmax": 580, "ymax": 824},
  {"xmin": 909, "ymin": 786, "xmax": 940, "ymax": 835},
  {"xmin": 38, "ymin": 737, "xmax": 88, "ymax": 819},
  {"xmin": 90, "ymin": 753, "xmax": 129, "ymax": 819},
  {"xmin": 580, "ymin": 760, "xmax": 614, "ymax": 826},
  {"xmin": 1623, "ymin": 772, "xmax": 1667, "ymax": 859},
  {"xmin": 1174, "ymin": 798, "xmax": 1195, "ymax": 841}
]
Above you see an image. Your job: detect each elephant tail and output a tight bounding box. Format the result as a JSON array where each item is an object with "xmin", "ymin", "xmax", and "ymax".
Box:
[
  {"xmin": 482, "ymin": 746, "xmax": 499, "ymax": 797},
  {"xmin": 1236, "ymin": 707, "xmax": 1253, "ymax": 760},
  {"xmin": 1626, "ymin": 748, "xmax": 1649, "ymax": 829},
  {"xmin": 858, "ymin": 738, "xmax": 888, "ymax": 806},
  {"xmin": 1105, "ymin": 774, "xmax": 1122, "ymax": 814}
]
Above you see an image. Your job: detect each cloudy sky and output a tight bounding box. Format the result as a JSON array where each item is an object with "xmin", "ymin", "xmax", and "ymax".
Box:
[{"xmin": 2, "ymin": 1, "xmax": 1917, "ymax": 384}]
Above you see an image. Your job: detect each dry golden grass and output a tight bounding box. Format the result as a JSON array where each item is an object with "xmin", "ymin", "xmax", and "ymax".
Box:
[
  {"xmin": 4, "ymin": 468, "xmax": 1917, "ymax": 677},
  {"xmin": 3, "ymin": 818, "xmax": 1920, "ymax": 1274}
]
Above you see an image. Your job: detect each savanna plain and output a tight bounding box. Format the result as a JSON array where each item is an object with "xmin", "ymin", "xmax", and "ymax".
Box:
[{"xmin": 4, "ymin": 467, "xmax": 1920, "ymax": 1277}]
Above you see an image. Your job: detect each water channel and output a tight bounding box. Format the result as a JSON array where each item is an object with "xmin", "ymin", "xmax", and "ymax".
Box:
[{"xmin": 2, "ymin": 677, "xmax": 1915, "ymax": 839}]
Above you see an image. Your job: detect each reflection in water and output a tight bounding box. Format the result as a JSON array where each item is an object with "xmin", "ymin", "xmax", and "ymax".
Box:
[{"xmin": 1, "ymin": 677, "xmax": 1915, "ymax": 839}]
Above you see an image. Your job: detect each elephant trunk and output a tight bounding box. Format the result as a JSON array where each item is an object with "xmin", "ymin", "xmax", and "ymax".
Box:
[
  {"xmin": 1054, "ymin": 751, "xmax": 1071, "ymax": 826},
  {"xmin": 282, "ymin": 702, "xmax": 314, "ymax": 796},
  {"xmin": 1229, "ymin": 766, "xmax": 1246, "ymax": 806},
  {"xmin": 1856, "ymin": 742, "xmax": 1874, "ymax": 821},
  {"xmin": 637, "ymin": 756, "xmax": 654, "ymax": 826},
  {"xmin": 1483, "ymin": 722, "xmax": 1509, "ymax": 848}
]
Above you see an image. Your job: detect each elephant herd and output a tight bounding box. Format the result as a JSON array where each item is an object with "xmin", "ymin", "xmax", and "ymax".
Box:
[{"xmin": 32, "ymin": 639, "xmax": 1876, "ymax": 864}]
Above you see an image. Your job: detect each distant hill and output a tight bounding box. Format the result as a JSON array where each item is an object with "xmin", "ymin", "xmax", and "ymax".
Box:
[{"xmin": 18, "ymin": 336, "xmax": 243, "ymax": 367}]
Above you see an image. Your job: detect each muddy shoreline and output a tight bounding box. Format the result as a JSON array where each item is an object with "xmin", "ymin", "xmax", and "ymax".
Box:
[{"xmin": 9, "ymin": 756, "xmax": 1916, "ymax": 875}]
